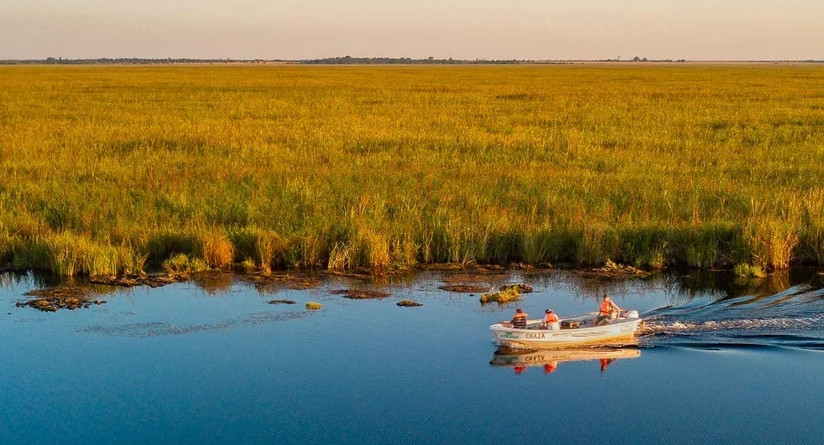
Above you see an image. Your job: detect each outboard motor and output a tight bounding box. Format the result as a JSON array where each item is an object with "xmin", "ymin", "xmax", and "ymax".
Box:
[{"xmin": 626, "ymin": 310, "xmax": 640, "ymax": 319}]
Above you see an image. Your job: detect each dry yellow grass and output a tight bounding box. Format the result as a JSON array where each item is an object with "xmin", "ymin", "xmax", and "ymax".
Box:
[{"xmin": 1, "ymin": 64, "xmax": 823, "ymax": 275}]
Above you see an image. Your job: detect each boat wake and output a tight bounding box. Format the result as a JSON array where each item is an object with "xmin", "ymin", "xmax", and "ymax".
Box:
[{"xmin": 639, "ymin": 284, "xmax": 824, "ymax": 351}]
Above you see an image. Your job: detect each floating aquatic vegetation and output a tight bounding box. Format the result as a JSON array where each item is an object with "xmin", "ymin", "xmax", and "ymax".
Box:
[
  {"xmin": 499, "ymin": 283, "xmax": 533, "ymax": 294},
  {"xmin": 330, "ymin": 289, "xmax": 391, "ymax": 299},
  {"xmin": 480, "ymin": 286, "xmax": 521, "ymax": 304},
  {"xmin": 577, "ymin": 260, "xmax": 651, "ymax": 280},
  {"xmin": 438, "ymin": 284, "xmax": 488, "ymax": 293}
]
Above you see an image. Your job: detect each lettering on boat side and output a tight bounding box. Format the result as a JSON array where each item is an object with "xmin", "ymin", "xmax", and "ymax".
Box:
[
  {"xmin": 525, "ymin": 332, "xmax": 545, "ymax": 339},
  {"xmin": 500, "ymin": 332, "xmax": 518, "ymax": 339}
]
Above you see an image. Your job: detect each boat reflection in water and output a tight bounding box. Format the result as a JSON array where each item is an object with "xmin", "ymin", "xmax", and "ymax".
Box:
[{"xmin": 490, "ymin": 347, "xmax": 641, "ymax": 375}]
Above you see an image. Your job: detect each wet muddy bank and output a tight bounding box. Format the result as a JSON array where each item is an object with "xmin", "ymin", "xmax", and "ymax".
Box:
[
  {"xmin": 17, "ymin": 287, "xmax": 107, "ymax": 312},
  {"xmin": 7, "ymin": 262, "xmax": 823, "ymax": 312},
  {"xmin": 90, "ymin": 272, "xmax": 189, "ymax": 288}
]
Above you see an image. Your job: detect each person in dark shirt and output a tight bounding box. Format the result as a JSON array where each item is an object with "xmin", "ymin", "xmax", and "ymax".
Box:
[{"xmin": 511, "ymin": 308, "xmax": 528, "ymax": 328}]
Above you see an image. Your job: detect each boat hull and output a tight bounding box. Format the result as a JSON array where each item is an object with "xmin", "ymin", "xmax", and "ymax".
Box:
[{"xmin": 490, "ymin": 313, "xmax": 643, "ymax": 349}]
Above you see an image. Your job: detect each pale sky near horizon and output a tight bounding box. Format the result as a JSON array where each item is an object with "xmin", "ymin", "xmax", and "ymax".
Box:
[{"xmin": 1, "ymin": 0, "xmax": 822, "ymax": 60}]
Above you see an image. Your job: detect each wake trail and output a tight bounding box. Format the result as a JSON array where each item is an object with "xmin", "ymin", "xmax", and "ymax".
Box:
[{"xmin": 639, "ymin": 286, "xmax": 824, "ymax": 351}]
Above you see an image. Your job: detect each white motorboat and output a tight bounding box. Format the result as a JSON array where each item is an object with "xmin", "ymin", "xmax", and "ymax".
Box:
[{"xmin": 490, "ymin": 310, "xmax": 644, "ymax": 349}]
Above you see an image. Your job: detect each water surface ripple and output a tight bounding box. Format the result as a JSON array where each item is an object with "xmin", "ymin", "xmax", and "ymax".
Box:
[{"xmin": 642, "ymin": 279, "xmax": 824, "ymax": 351}]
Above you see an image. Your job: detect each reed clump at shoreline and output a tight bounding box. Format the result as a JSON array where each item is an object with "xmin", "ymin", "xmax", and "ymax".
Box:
[{"xmin": 1, "ymin": 65, "xmax": 824, "ymax": 276}]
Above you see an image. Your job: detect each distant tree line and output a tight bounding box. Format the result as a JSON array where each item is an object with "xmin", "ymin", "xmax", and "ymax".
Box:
[
  {"xmin": 0, "ymin": 56, "xmax": 523, "ymax": 65},
  {"xmin": 0, "ymin": 58, "xmax": 287, "ymax": 65},
  {"xmin": 630, "ymin": 56, "xmax": 688, "ymax": 63},
  {"xmin": 600, "ymin": 56, "xmax": 688, "ymax": 62},
  {"xmin": 2, "ymin": 57, "xmax": 822, "ymax": 66},
  {"xmin": 301, "ymin": 56, "xmax": 522, "ymax": 65}
]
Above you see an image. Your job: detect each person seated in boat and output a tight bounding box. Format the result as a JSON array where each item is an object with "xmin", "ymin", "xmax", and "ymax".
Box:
[
  {"xmin": 511, "ymin": 308, "xmax": 528, "ymax": 329},
  {"xmin": 543, "ymin": 309, "xmax": 559, "ymax": 329},
  {"xmin": 596, "ymin": 294, "xmax": 622, "ymax": 326}
]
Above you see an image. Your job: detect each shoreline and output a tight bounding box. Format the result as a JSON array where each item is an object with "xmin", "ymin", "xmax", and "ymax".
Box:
[
  {"xmin": 2, "ymin": 258, "xmax": 817, "ymax": 284},
  {"xmin": 4, "ymin": 257, "xmax": 821, "ymax": 328},
  {"xmin": 6, "ymin": 262, "xmax": 821, "ymax": 313}
]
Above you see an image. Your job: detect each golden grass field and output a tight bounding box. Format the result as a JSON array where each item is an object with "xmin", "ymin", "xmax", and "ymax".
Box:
[{"xmin": 1, "ymin": 64, "xmax": 823, "ymax": 275}]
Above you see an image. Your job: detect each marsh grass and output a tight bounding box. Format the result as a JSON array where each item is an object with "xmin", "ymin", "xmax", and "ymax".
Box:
[
  {"xmin": 1, "ymin": 64, "xmax": 823, "ymax": 275},
  {"xmin": 733, "ymin": 263, "xmax": 767, "ymax": 278},
  {"xmin": 162, "ymin": 253, "xmax": 207, "ymax": 275}
]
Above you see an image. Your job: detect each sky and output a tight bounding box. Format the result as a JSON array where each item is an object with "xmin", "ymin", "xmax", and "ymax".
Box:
[{"xmin": 1, "ymin": 0, "xmax": 822, "ymax": 60}]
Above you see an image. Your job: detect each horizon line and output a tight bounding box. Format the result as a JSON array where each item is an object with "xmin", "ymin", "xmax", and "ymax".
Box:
[{"xmin": 2, "ymin": 56, "xmax": 823, "ymax": 65}]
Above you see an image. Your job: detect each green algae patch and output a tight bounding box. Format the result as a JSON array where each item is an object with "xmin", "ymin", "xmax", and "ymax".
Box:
[{"xmin": 480, "ymin": 286, "xmax": 521, "ymax": 304}]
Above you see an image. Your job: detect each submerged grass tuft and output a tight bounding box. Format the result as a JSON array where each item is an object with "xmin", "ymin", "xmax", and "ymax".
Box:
[
  {"xmin": 480, "ymin": 286, "xmax": 521, "ymax": 304},
  {"xmin": 733, "ymin": 263, "xmax": 767, "ymax": 278},
  {"xmin": 163, "ymin": 253, "xmax": 208, "ymax": 275}
]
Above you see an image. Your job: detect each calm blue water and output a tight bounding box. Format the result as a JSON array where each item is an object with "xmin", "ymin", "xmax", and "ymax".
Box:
[{"xmin": 1, "ymin": 270, "xmax": 823, "ymax": 445}]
